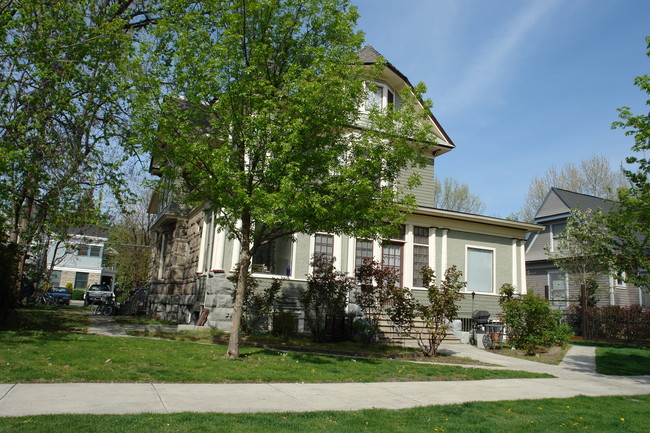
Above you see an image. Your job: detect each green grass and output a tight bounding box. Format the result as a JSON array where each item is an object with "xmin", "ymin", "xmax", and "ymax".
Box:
[
  {"xmin": 0, "ymin": 332, "xmax": 548, "ymax": 383},
  {"xmin": 0, "ymin": 308, "xmax": 548, "ymax": 383},
  {"xmin": 1, "ymin": 394, "xmax": 648, "ymax": 432},
  {"xmin": 571, "ymin": 340, "xmax": 650, "ymax": 375}
]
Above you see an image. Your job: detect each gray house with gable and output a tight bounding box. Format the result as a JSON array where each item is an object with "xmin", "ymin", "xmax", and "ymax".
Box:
[{"xmin": 525, "ymin": 187, "xmax": 648, "ymax": 309}]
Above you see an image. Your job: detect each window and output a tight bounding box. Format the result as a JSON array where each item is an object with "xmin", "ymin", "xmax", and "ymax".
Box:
[
  {"xmin": 50, "ymin": 270, "xmax": 62, "ymax": 287},
  {"xmin": 412, "ymin": 226, "xmax": 429, "ymax": 287},
  {"xmin": 158, "ymin": 233, "xmax": 167, "ymax": 280},
  {"xmin": 382, "ymin": 242, "xmax": 403, "ymax": 286},
  {"xmin": 74, "ymin": 272, "xmax": 89, "ymax": 290},
  {"xmin": 364, "ymin": 82, "xmax": 397, "ymax": 111},
  {"xmin": 314, "ymin": 234, "xmax": 334, "ymax": 261},
  {"xmin": 77, "ymin": 244, "xmax": 101, "ymax": 257},
  {"xmin": 365, "ymin": 85, "xmax": 383, "ymax": 110},
  {"xmin": 355, "ymin": 239, "xmax": 374, "ymax": 270},
  {"xmin": 466, "ymin": 247, "xmax": 494, "ymax": 293},
  {"xmin": 252, "ymin": 236, "xmax": 293, "ymax": 276},
  {"xmin": 202, "ymin": 211, "xmax": 215, "ymax": 273},
  {"xmin": 615, "ymin": 271, "xmax": 626, "ymax": 287},
  {"xmin": 548, "ymin": 272, "xmax": 568, "ymax": 309},
  {"xmin": 550, "ymin": 223, "xmax": 566, "ymax": 252}
]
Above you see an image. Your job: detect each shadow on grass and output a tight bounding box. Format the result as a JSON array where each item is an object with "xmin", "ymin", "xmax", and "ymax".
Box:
[
  {"xmin": 0, "ymin": 307, "xmax": 88, "ymax": 334},
  {"xmin": 596, "ymin": 350, "xmax": 650, "ymax": 376},
  {"xmin": 572, "ymin": 340, "xmax": 649, "ymax": 350}
]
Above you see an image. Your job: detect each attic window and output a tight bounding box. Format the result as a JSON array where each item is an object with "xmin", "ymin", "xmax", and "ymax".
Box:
[{"xmin": 364, "ymin": 82, "xmax": 396, "ymax": 111}]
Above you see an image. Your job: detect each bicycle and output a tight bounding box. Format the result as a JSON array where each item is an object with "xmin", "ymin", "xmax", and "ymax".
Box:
[
  {"xmin": 33, "ymin": 291, "xmax": 56, "ymax": 306},
  {"xmin": 92, "ymin": 297, "xmax": 117, "ymax": 316}
]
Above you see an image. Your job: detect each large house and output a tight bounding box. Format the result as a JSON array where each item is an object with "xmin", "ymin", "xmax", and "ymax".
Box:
[
  {"xmin": 525, "ymin": 187, "xmax": 649, "ymax": 309},
  {"xmin": 146, "ymin": 46, "xmax": 543, "ymax": 330}
]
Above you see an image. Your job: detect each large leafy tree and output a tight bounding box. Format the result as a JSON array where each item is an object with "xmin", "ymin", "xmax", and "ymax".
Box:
[
  {"xmin": 605, "ymin": 37, "xmax": 650, "ymax": 290},
  {"xmin": 0, "ymin": 1, "xmax": 153, "ymax": 294},
  {"xmin": 134, "ymin": 0, "xmax": 437, "ymax": 357},
  {"xmin": 554, "ymin": 37, "xmax": 650, "ymax": 293}
]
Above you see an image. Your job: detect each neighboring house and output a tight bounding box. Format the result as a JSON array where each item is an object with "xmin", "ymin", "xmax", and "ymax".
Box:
[
  {"xmin": 46, "ymin": 227, "xmax": 116, "ymax": 291},
  {"xmin": 146, "ymin": 46, "xmax": 543, "ymax": 329},
  {"xmin": 525, "ymin": 187, "xmax": 648, "ymax": 309}
]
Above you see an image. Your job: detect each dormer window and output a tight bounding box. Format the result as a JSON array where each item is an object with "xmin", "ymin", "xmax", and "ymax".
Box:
[{"xmin": 364, "ymin": 82, "xmax": 395, "ymax": 111}]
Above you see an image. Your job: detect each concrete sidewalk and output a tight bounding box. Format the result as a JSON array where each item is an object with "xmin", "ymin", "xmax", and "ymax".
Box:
[{"xmin": 1, "ymin": 320, "xmax": 649, "ymax": 417}]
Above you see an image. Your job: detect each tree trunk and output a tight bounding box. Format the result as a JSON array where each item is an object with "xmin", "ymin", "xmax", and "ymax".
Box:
[{"xmin": 227, "ymin": 218, "xmax": 252, "ymax": 359}]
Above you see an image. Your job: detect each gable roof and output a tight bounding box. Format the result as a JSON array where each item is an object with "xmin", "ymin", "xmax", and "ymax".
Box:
[
  {"xmin": 358, "ymin": 45, "xmax": 455, "ymax": 151},
  {"xmin": 535, "ymin": 187, "xmax": 615, "ymax": 221}
]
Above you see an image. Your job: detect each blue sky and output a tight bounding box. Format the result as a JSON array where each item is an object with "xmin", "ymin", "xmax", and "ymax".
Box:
[{"xmin": 353, "ymin": 0, "xmax": 649, "ymax": 218}]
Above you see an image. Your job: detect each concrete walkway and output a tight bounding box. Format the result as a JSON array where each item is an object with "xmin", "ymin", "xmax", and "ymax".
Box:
[{"xmin": 1, "ymin": 318, "xmax": 649, "ymax": 417}]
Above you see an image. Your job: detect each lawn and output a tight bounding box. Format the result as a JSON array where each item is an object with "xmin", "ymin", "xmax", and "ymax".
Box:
[
  {"xmin": 0, "ymin": 308, "xmax": 548, "ymax": 383},
  {"xmin": 571, "ymin": 340, "xmax": 650, "ymax": 376},
  {"xmin": 1, "ymin": 394, "xmax": 648, "ymax": 432}
]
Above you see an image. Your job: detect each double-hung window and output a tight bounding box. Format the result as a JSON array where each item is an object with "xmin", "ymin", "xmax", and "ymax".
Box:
[
  {"xmin": 382, "ymin": 225, "xmax": 405, "ymax": 286},
  {"xmin": 314, "ymin": 233, "xmax": 334, "ymax": 261},
  {"xmin": 355, "ymin": 239, "xmax": 374, "ymax": 271},
  {"xmin": 412, "ymin": 226, "xmax": 429, "ymax": 287}
]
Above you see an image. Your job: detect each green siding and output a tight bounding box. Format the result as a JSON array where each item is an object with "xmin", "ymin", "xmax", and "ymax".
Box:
[{"xmin": 398, "ymin": 158, "xmax": 436, "ymax": 208}]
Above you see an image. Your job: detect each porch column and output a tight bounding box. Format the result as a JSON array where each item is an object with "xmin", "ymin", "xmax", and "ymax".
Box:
[
  {"xmin": 519, "ymin": 240, "xmax": 527, "ymax": 294},
  {"xmin": 404, "ymin": 224, "xmax": 414, "ymax": 289},
  {"xmin": 511, "ymin": 239, "xmax": 518, "ymax": 289},
  {"xmin": 429, "ymin": 227, "xmax": 437, "ymax": 272},
  {"xmin": 440, "ymin": 229, "xmax": 448, "ymax": 284}
]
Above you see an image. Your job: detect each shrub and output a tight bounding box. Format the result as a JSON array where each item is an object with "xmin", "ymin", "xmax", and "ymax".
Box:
[
  {"xmin": 71, "ymin": 290, "xmax": 85, "ymax": 301},
  {"xmin": 353, "ymin": 259, "xmax": 400, "ymax": 343},
  {"xmin": 411, "ymin": 266, "xmax": 465, "ymax": 356},
  {"xmin": 300, "ymin": 254, "xmax": 352, "ymax": 342},
  {"xmin": 271, "ymin": 310, "xmax": 296, "ymax": 337},
  {"xmin": 229, "ymin": 267, "xmax": 283, "ymax": 335},
  {"xmin": 499, "ymin": 287, "xmax": 572, "ymax": 355}
]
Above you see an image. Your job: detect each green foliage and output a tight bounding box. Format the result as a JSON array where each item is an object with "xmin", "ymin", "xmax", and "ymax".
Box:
[
  {"xmin": 549, "ymin": 209, "xmax": 613, "ymax": 293},
  {"xmin": 301, "ymin": 254, "xmax": 352, "ymax": 342},
  {"xmin": 0, "ymin": 1, "xmax": 151, "ymax": 293},
  {"xmin": 71, "ymin": 290, "xmax": 85, "ymax": 301},
  {"xmin": 353, "ymin": 263, "xmax": 465, "ymax": 356},
  {"xmin": 107, "ymin": 193, "xmax": 153, "ymax": 292},
  {"xmin": 228, "ymin": 268, "xmax": 283, "ymax": 335},
  {"xmin": 606, "ymin": 39, "xmax": 650, "ymax": 290},
  {"xmin": 499, "ymin": 288, "xmax": 572, "ymax": 355},
  {"xmin": 354, "ymin": 259, "xmax": 401, "ymax": 343},
  {"xmin": 567, "ymin": 305, "xmax": 650, "ymax": 343},
  {"xmin": 412, "ymin": 266, "xmax": 465, "ymax": 356},
  {"xmin": 132, "ymin": 0, "xmax": 437, "ymax": 356}
]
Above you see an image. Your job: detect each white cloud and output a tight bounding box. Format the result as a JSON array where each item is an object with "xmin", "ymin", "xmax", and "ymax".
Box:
[{"xmin": 443, "ymin": 0, "xmax": 564, "ymax": 115}]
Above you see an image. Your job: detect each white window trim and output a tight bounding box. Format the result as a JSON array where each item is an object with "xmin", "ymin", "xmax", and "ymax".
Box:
[
  {"xmin": 363, "ymin": 81, "xmax": 396, "ymax": 112},
  {"xmin": 250, "ymin": 235, "xmax": 295, "ymax": 279},
  {"xmin": 464, "ymin": 245, "xmax": 496, "ymax": 294}
]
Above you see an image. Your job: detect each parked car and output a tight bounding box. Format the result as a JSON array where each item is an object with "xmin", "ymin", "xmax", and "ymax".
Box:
[
  {"xmin": 44, "ymin": 286, "xmax": 71, "ymax": 305},
  {"xmin": 83, "ymin": 284, "xmax": 114, "ymax": 306}
]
